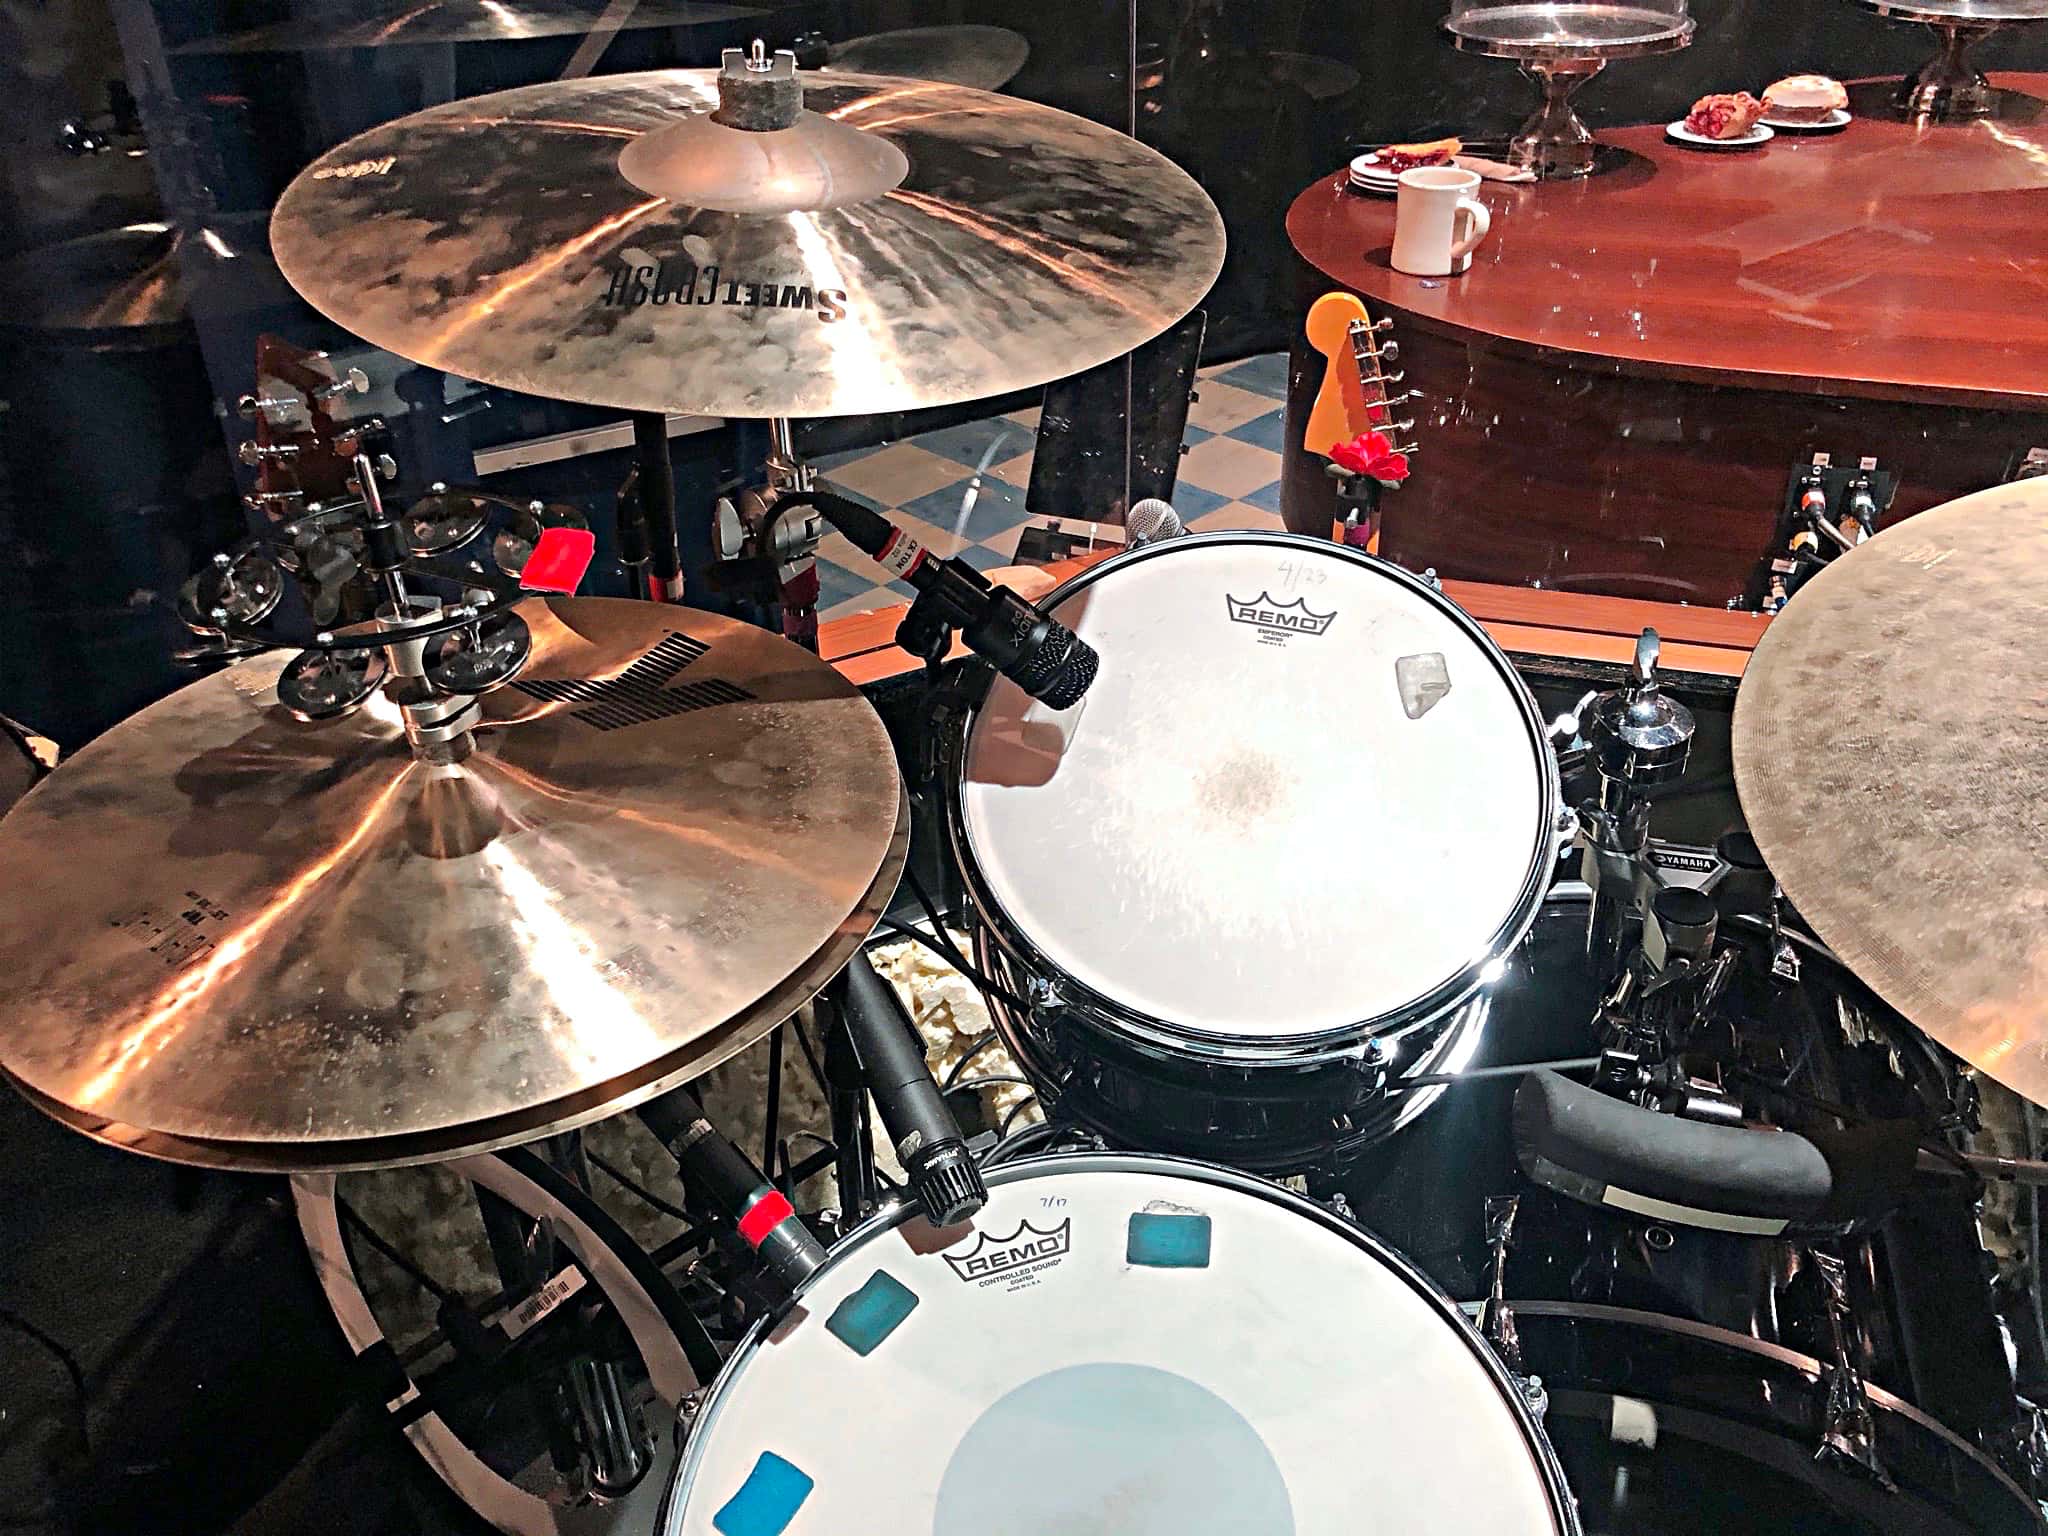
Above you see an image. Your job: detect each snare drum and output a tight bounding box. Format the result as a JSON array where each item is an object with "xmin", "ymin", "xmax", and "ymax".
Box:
[
  {"xmin": 946, "ymin": 533, "xmax": 1564, "ymax": 1168},
  {"xmin": 658, "ymin": 1154, "xmax": 1578, "ymax": 1535}
]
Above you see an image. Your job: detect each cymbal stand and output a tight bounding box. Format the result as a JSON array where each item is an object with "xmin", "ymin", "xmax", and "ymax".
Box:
[
  {"xmin": 1575, "ymin": 629, "xmax": 1695, "ymax": 980},
  {"xmin": 711, "ymin": 417, "xmax": 829, "ymax": 649},
  {"xmin": 631, "ymin": 412, "xmax": 686, "ymax": 603}
]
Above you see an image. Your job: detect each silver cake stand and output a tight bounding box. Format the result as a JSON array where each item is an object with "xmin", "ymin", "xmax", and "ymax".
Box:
[
  {"xmin": 1447, "ymin": 5, "xmax": 1695, "ymax": 179},
  {"xmin": 1852, "ymin": 0, "xmax": 2048, "ymax": 119}
]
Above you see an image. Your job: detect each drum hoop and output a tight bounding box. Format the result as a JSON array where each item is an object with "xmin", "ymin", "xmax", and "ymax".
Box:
[
  {"xmin": 1482, "ymin": 1299, "xmax": 2040, "ymax": 1514},
  {"xmin": 943, "ymin": 532, "xmax": 1565, "ymax": 1062},
  {"xmin": 661, "ymin": 1151, "xmax": 1580, "ymax": 1536}
]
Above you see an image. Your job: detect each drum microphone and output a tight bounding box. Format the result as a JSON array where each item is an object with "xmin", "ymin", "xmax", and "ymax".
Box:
[
  {"xmin": 1126, "ymin": 497, "xmax": 1185, "ymax": 546},
  {"xmin": 781, "ymin": 489, "xmax": 1098, "ymax": 709},
  {"xmin": 835, "ymin": 951, "xmax": 987, "ymax": 1227}
]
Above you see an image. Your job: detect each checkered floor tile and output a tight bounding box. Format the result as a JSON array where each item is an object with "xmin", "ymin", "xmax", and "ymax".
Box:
[{"xmin": 813, "ymin": 354, "xmax": 1289, "ymax": 622}]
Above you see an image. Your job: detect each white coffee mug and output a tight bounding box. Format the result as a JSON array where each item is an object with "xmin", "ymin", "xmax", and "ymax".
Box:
[{"xmin": 1391, "ymin": 166, "xmax": 1492, "ymax": 277}]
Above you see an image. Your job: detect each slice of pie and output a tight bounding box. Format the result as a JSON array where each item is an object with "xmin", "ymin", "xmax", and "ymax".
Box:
[
  {"xmin": 1376, "ymin": 137, "xmax": 1462, "ymax": 173},
  {"xmin": 1683, "ymin": 93, "xmax": 1766, "ymax": 140}
]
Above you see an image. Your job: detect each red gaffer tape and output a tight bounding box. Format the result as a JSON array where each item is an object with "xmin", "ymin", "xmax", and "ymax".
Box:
[
  {"xmin": 519, "ymin": 527, "xmax": 596, "ymax": 594},
  {"xmin": 737, "ymin": 1188, "xmax": 795, "ymax": 1247}
]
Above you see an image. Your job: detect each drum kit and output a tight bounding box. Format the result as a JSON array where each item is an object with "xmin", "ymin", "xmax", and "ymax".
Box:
[{"xmin": 3, "ymin": 41, "xmax": 2048, "ymax": 1536}]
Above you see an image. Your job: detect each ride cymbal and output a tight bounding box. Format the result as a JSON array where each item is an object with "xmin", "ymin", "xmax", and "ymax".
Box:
[
  {"xmin": 269, "ymin": 65, "xmax": 1224, "ymax": 418},
  {"xmin": 1733, "ymin": 478, "xmax": 2048, "ymax": 1106},
  {"xmin": 0, "ymin": 598, "xmax": 905, "ymax": 1169}
]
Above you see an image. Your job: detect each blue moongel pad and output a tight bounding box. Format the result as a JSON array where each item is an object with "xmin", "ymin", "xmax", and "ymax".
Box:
[
  {"xmin": 1126, "ymin": 1211, "xmax": 1212, "ymax": 1268},
  {"xmin": 825, "ymin": 1269, "xmax": 918, "ymax": 1356},
  {"xmin": 713, "ymin": 1451, "xmax": 814, "ymax": 1536}
]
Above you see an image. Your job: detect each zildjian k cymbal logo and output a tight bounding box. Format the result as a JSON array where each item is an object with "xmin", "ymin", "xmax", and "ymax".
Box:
[{"xmin": 598, "ymin": 256, "xmax": 848, "ymax": 321}]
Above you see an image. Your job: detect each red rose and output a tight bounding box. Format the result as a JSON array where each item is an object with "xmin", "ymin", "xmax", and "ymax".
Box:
[{"xmin": 1330, "ymin": 430, "xmax": 1410, "ymax": 484}]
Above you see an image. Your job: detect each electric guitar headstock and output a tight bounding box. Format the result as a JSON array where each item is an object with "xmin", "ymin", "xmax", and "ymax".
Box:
[
  {"xmin": 236, "ymin": 335, "xmax": 369, "ymax": 522},
  {"xmin": 1302, "ymin": 291, "xmax": 1418, "ymax": 464}
]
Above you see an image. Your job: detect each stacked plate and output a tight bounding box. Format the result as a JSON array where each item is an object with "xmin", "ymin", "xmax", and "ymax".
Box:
[{"xmin": 1347, "ymin": 153, "xmax": 1404, "ymax": 196}]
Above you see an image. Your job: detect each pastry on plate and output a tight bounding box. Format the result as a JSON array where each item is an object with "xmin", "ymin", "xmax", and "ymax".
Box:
[
  {"xmin": 1762, "ymin": 74, "xmax": 1847, "ymax": 123},
  {"xmin": 1376, "ymin": 137, "xmax": 1462, "ymax": 173},
  {"xmin": 1683, "ymin": 92, "xmax": 1766, "ymax": 139}
]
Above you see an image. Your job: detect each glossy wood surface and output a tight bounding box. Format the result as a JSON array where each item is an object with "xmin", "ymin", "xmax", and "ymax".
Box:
[
  {"xmin": 819, "ymin": 555, "xmax": 1766, "ymax": 686},
  {"xmin": 1286, "ymin": 74, "xmax": 2048, "ymax": 409}
]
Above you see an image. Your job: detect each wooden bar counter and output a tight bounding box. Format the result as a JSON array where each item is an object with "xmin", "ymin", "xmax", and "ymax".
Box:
[{"xmin": 1282, "ymin": 74, "xmax": 2048, "ymax": 602}]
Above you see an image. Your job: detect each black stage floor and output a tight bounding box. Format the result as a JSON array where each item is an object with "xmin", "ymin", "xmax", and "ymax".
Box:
[{"xmin": 0, "ymin": 1088, "xmax": 476, "ymax": 1536}]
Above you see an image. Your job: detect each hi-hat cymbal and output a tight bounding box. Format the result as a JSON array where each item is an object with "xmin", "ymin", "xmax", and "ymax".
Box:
[
  {"xmin": 0, "ymin": 598, "xmax": 905, "ymax": 1170},
  {"xmin": 1733, "ymin": 477, "xmax": 2048, "ymax": 1105},
  {"xmin": 269, "ymin": 69, "xmax": 1225, "ymax": 418},
  {"xmin": 825, "ymin": 26, "xmax": 1030, "ymax": 91}
]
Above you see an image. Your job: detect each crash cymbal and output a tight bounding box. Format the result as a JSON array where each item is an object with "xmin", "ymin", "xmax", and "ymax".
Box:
[
  {"xmin": 269, "ymin": 64, "xmax": 1224, "ymax": 418},
  {"xmin": 0, "ymin": 597, "xmax": 905, "ymax": 1170},
  {"xmin": 172, "ymin": 0, "xmax": 762, "ymax": 54},
  {"xmin": 1733, "ymin": 477, "xmax": 2048, "ymax": 1106},
  {"xmin": 825, "ymin": 25, "xmax": 1030, "ymax": 91}
]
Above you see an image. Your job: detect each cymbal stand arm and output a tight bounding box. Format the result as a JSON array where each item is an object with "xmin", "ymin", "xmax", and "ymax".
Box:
[{"xmin": 631, "ymin": 413, "xmax": 685, "ymax": 603}]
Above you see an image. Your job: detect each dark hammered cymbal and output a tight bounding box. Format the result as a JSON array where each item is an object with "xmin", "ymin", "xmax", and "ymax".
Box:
[
  {"xmin": 825, "ymin": 26, "xmax": 1030, "ymax": 91},
  {"xmin": 172, "ymin": 0, "xmax": 764, "ymax": 54},
  {"xmin": 268, "ymin": 70, "xmax": 1225, "ymax": 418},
  {"xmin": 1732, "ymin": 478, "xmax": 2048, "ymax": 1106},
  {"xmin": 0, "ymin": 597, "xmax": 906, "ymax": 1169}
]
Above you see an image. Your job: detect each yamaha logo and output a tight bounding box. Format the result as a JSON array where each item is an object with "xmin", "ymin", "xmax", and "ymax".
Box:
[
  {"xmin": 1226, "ymin": 592, "xmax": 1337, "ymax": 637},
  {"xmin": 943, "ymin": 1219, "xmax": 1072, "ymax": 1284}
]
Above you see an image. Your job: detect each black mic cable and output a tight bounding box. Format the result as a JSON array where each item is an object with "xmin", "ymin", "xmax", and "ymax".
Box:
[
  {"xmin": 832, "ymin": 950, "xmax": 987, "ymax": 1227},
  {"xmin": 777, "ymin": 488, "xmax": 1099, "ymax": 709}
]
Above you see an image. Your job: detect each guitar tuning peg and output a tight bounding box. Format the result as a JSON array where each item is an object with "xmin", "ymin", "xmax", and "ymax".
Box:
[
  {"xmin": 313, "ymin": 368, "xmax": 370, "ymax": 401},
  {"xmin": 1388, "ymin": 417, "xmax": 1416, "ymax": 435},
  {"xmin": 1375, "ymin": 340, "xmax": 1399, "ymax": 364}
]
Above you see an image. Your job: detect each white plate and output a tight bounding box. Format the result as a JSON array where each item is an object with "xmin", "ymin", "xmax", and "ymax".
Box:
[
  {"xmin": 1760, "ymin": 107, "xmax": 1851, "ymax": 132},
  {"xmin": 1666, "ymin": 119, "xmax": 1774, "ymax": 148}
]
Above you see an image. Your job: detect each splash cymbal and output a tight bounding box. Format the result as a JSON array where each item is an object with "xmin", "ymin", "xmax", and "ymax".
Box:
[
  {"xmin": 1733, "ymin": 477, "xmax": 2048, "ymax": 1106},
  {"xmin": 0, "ymin": 597, "xmax": 905, "ymax": 1169},
  {"xmin": 268, "ymin": 67, "xmax": 1224, "ymax": 418}
]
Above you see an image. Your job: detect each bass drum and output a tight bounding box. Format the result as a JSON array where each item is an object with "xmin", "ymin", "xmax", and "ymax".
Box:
[
  {"xmin": 1339, "ymin": 898, "xmax": 2043, "ymax": 1532},
  {"xmin": 947, "ymin": 532, "xmax": 1564, "ymax": 1170},
  {"xmin": 1515, "ymin": 1304, "xmax": 2042, "ymax": 1536},
  {"xmin": 658, "ymin": 1154, "xmax": 1579, "ymax": 1535}
]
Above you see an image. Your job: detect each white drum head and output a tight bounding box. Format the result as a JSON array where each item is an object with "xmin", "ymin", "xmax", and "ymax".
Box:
[
  {"xmin": 958, "ymin": 536, "xmax": 1550, "ymax": 1038},
  {"xmin": 667, "ymin": 1158, "xmax": 1566, "ymax": 1535}
]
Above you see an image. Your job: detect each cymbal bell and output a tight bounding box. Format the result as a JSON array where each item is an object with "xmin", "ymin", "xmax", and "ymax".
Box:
[
  {"xmin": 0, "ymin": 598, "xmax": 906, "ymax": 1170},
  {"xmin": 269, "ymin": 66, "xmax": 1224, "ymax": 419},
  {"xmin": 1733, "ymin": 477, "xmax": 2048, "ymax": 1107}
]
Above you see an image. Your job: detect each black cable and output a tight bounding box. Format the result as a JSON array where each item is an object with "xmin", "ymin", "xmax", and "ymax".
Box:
[
  {"xmin": 945, "ymin": 1074, "xmax": 1038, "ymax": 1098},
  {"xmin": 999, "ymin": 1096, "xmax": 1041, "ymax": 1137},
  {"xmin": 0, "ymin": 1307, "xmax": 85, "ymax": 1429},
  {"xmin": 762, "ymin": 1023, "xmax": 784, "ymax": 1175},
  {"xmin": 982, "ymin": 1119, "xmax": 1073, "ymax": 1167},
  {"xmin": 874, "ymin": 916, "xmax": 1029, "ymax": 1013},
  {"xmin": 587, "ymin": 1149, "xmax": 692, "ymax": 1224},
  {"xmin": 943, "ymin": 1030, "xmax": 1004, "ymax": 1089},
  {"xmin": 0, "ymin": 1304, "xmax": 91, "ymax": 1526},
  {"xmin": 792, "ymin": 1013, "xmax": 831, "ymax": 1096},
  {"xmin": 338, "ymin": 1196, "xmax": 456, "ymax": 1305}
]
